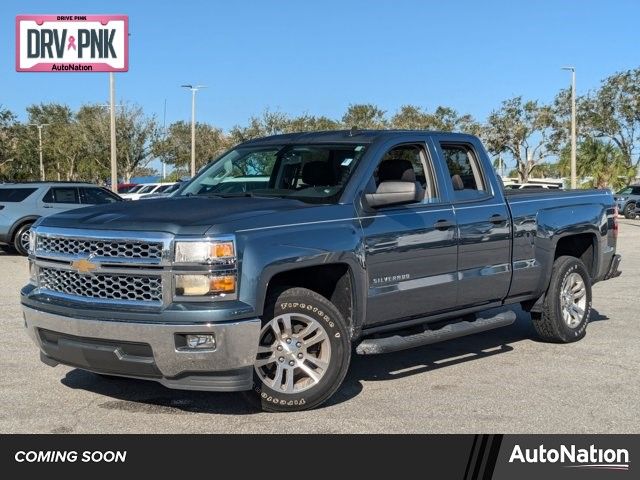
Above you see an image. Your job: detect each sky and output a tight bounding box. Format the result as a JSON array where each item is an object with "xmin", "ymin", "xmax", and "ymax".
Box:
[{"xmin": 2, "ymin": 0, "xmax": 640, "ymax": 135}]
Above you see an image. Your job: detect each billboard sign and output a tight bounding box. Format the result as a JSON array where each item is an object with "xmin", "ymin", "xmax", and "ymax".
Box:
[{"xmin": 16, "ymin": 15, "xmax": 128, "ymax": 72}]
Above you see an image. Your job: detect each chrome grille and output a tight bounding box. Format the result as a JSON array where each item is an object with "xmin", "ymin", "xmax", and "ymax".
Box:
[
  {"xmin": 38, "ymin": 267, "xmax": 163, "ymax": 303},
  {"xmin": 37, "ymin": 235, "xmax": 164, "ymax": 260}
]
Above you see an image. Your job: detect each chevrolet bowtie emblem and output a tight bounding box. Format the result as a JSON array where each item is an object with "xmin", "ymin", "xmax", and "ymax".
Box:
[{"xmin": 70, "ymin": 258, "xmax": 98, "ymax": 274}]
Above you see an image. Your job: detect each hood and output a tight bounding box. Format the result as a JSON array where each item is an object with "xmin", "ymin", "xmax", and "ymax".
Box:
[{"xmin": 39, "ymin": 196, "xmax": 311, "ymax": 235}]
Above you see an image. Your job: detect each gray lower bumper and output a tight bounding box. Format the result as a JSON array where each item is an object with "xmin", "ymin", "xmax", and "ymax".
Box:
[{"xmin": 23, "ymin": 305, "xmax": 261, "ymax": 392}]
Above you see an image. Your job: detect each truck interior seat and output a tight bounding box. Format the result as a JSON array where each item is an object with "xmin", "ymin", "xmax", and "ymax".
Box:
[
  {"xmin": 451, "ymin": 174, "xmax": 465, "ymax": 191},
  {"xmin": 378, "ymin": 159, "xmax": 424, "ymax": 200}
]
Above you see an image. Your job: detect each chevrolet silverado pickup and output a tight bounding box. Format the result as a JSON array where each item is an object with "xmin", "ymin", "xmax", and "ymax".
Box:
[{"xmin": 21, "ymin": 130, "xmax": 622, "ymax": 412}]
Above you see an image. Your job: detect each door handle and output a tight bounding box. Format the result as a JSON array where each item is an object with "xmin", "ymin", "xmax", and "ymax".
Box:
[
  {"xmin": 433, "ymin": 219, "xmax": 454, "ymax": 230},
  {"xmin": 43, "ymin": 205, "xmax": 53, "ymax": 208},
  {"xmin": 489, "ymin": 214, "xmax": 507, "ymax": 224}
]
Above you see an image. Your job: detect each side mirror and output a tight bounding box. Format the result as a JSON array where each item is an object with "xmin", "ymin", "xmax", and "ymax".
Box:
[{"xmin": 364, "ymin": 181, "xmax": 419, "ymax": 208}]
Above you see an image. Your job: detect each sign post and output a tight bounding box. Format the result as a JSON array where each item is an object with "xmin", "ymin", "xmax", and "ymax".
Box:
[{"xmin": 16, "ymin": 15, "xmax": 128, "ymax": 189}]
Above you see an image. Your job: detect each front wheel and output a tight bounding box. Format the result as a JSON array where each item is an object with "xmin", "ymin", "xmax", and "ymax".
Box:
[
  {"xmin": 531, "ymin": 255, "xmax": 592, "ymax": 343},
  {"xmin": 13, "ymin": 223, "xmax": 33, "ymax": 256},
  {"xmin": 245, "ymin": 287, "xmax": 351, "ymax": 412},
  {"xmin": 623, "ymin": 202, "xmax": 636, "ymax": 219}
]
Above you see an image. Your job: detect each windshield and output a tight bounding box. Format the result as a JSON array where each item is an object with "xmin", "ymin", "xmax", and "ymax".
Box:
[{"xmin": 180, "ymin": 144, "xmax": 367, "ymax": 203}]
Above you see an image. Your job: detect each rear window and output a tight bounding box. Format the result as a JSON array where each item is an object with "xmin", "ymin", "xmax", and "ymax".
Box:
[{"xmin": 0, "ymin": 188, "xmax": 38, "ymax": 202}]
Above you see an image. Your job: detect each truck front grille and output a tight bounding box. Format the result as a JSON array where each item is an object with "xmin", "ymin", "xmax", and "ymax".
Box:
[
  {"xmin": 38, "ymin": 267, "xmax": 163, "ymax": 304},
  {"xmin": 37, "ymin": 235, "xmax": 164, "ymax": 260}
]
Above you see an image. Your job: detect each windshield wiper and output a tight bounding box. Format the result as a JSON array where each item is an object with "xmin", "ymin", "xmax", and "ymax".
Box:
[{"xmin": 211, "ymin": 192, "xmax": 255, "ymax": 198}]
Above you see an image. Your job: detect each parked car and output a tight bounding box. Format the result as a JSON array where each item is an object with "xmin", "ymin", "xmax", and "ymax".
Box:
[
  {"xmin": 139, "ymin": 182, "xmax": 183, "ymax": 200},
  {"xmin": 117, "ymin": 183, "xmax": 139, "ymax": 194},
  {"xmin": 0, "ymin": 182, "xmax": 122, "ymax": 255},
  {"xmin": 614, "ymin": 185, "xmax": 640, "ymax": 219},
  {"xmin": 504, "ymin": 182, "xmax": 562, "ymax": 190},
  {"xmin": 22, "ymin": 131, "xmax": 621, "ymax": 412},
  {"xmin": 120, "ymin": 183, "xmax": 175, "ymax": 201}
]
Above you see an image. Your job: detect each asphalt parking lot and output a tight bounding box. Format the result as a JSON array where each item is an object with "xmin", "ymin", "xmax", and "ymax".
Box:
[{"xmin": 0, "ymin": 221, "xmax": 637, "ymax": 434}]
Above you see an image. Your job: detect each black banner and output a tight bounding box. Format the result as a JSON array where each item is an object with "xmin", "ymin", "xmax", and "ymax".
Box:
[{"xmin": 0, "ymin": 435, "xmax": 636, "ymax": 478}]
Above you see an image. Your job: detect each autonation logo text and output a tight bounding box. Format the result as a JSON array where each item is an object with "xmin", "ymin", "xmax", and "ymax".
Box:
[{"xmin": 509, "ymin": 444, "xmax": 630, "ymax": 471}]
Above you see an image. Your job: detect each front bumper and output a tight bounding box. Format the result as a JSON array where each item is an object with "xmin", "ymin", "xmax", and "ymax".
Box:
[{"xmin": 22, "ymin": 305, "xmax": 261, "ymax": 392}]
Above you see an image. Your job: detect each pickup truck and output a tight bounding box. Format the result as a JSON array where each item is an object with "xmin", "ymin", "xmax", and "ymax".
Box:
[{"xmin": 21, "ymin": 130, "xmax": 622, "ymax": 412}]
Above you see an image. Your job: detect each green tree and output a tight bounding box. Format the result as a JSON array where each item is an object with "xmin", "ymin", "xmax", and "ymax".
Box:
[
  {"xmin": 557, "ymin": 138, "xmax": 633, "ymax": 189},
  {"xmin": 153, "ymin": 120, "xmax": 226, "ymax": 171},
  {"xmin": 0, "ymin": 107, "xmax": 21, "ymax": 180},
  {"xmin": 483, "ymin": 96, "xmax": 558, "ymax": 182},
  {"xmin": 579, "ymin": 68, "xmax": 640, "ymax": 171},
  {"xmin": 391, "ymin": 105, "xmax": 480, "ymax": 133},
  {"xmin": 116, "ymin": 105, "xmax": 160, "ymax": 183},
  {"xmin": 342, "ymin": 103, "xmax": 387, "ymax": 129}
]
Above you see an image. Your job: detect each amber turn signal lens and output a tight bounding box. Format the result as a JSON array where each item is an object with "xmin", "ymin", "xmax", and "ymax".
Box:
[
  {"xmin": 211, "ymin": 242, "xmax": 234, "ymax": 258},
  {"xmin": 210, "ymin": 275, "xmax": 236, "ymax": 293}
]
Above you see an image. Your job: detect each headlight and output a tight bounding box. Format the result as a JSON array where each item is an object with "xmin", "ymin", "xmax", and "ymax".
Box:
[
  {"xmin": 175, "ymin": 274, "xmax": 236, "ymax": 296},
  {"xmin": 28, "ymin": 259, "xmax": 37, "ymax": 286},
  {"xmin": 174, "ymin": 240, "xmax": 235, "ymax": 264},
  {"xmin": 28, "ymin": 229, "xmax": 36, "ymax": 254}
]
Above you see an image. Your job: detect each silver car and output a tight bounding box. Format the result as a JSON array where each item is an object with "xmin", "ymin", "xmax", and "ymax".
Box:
[{"xmin": 0, "ymin": 182, "xmax": 122, "ymax": 255}]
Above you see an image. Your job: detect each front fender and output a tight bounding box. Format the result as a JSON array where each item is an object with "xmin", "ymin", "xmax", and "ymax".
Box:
[{"xmin": 236, "ymin": 220, "xmax": 367, "ymax": 330}]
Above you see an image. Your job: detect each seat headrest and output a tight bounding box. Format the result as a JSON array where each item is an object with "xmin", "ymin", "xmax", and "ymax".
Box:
[
  {"xmin": 451, "ymin": 174, "xmax": 464, "ymax": 191},
  {"xmin": 301, "ymin": 161, "xmax": 334, "ymax": 186},
  {"xmin": 378, "ymin": 159, "xmax": 416, "ymax": 182}
]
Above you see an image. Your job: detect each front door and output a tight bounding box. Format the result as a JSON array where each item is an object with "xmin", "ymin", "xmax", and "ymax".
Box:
[{"xmin": 359, "ymin": 141, "xmax": 458, "ymax": 326}]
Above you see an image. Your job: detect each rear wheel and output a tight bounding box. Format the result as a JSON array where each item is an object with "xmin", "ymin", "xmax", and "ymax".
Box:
[
  {"xmin": 623, "ymin": 202, "xmax": 636, "ymax": 219},
  {"xmin": 531, "ymin": 255, "xmax": 592, "ymax": 343},
  {"xmin": 13, "ymin": 223, "xmax": 33, "ymax": 256},
  {"xmin": 245, "ymin": 287, "xmax": 351, "ymax": 412}
]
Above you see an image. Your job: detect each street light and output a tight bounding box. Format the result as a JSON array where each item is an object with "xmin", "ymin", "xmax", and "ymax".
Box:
[
  {"xmin": 28, "ymin": 123, "xmax": 49, "ymax": 181},
  {"xmin": 181, "ymin": 84, "xmax": 207, "ymax": 177},
  {"xmin": 562, "ymin": 66, "xmax": 577, "ymax": 189}
]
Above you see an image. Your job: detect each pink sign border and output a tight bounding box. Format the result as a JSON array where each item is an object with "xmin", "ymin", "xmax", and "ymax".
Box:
[{"xmin": 15, "ymin": 14, "xmax": 129, "ymax": 72}]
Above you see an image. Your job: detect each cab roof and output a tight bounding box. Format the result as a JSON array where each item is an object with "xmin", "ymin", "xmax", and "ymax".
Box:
[{"xmin": 238, "ymin": 129, "xmax": 468, "ymax": 147}]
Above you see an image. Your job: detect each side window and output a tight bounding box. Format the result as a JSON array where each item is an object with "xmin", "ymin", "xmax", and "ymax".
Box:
[
  {"xmin": 632, "ymin": 187, "xmax": 640, "ymax": 195},
  {"xmin": 81, "ymin": 187, "xmax": 120, "ymax": 205},
  {"xmin": 0, "ymin": 188, "xmax": 37, "ymax": 202},
  {"xmin": 373, "ymin": 144, "xmax": 438, "ymax": 202},
  {"xmin": 441, "ymin": 144, "xmax": 489, "ymax": 201},
  {"xmin": 42, "ymin": 187, "xmax": 80, "ymax": 204}
]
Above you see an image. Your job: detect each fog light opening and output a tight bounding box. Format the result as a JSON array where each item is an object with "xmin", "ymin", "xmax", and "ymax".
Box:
[{"xmin": 182, "ymin": 334, "xmax": 216, "ymax": 350}]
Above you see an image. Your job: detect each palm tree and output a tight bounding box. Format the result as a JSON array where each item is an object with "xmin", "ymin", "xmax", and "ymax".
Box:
[{"xmin": 558, "ymin": 138, "xmax": 634, "ymax": 189}]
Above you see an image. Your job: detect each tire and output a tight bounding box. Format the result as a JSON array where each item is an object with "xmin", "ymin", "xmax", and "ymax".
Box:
[
  {"xmin": 244, "ymin": 287, "xmax": 351, "ymax": 412},
  {"xmin": 623, "ymin": 202, "xmax": 636, "ymax": 219},
  {"xmin": 13, "ymin": 222, "xmax": 33, "ymax": 256},
  {"xmin": 531, "ymin": 255, "xmax": 592, "ymax": 343}
]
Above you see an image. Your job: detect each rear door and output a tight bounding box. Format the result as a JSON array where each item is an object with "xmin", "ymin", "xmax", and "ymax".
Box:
[
  {"xmin": 432, "ymin": 136, "xmax": 511, "ymax": 308},
  {"xmin": 39, "ymin": 186, "xmax": 81, "ymax": 212},
  {"xmin": 359, "ymin": 138, "xmax": 458, "ymax": 326}
]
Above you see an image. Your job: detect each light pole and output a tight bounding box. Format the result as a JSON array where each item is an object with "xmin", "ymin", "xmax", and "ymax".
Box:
[
  {"xmin": 181, "ymin": 84, "xmax": 206, "ymax": 177},
  {"xmin": 28, "ymin": 123, "xmax": 49, "ymax": 181},
  {"xmin": 109, "ymin": 72, "xmax": 118, "ymax": 192},
  {"xmin": 562, "ymin": 66, "xmax": 577, "ymax": 189},
  {"xmin": 162, "ymin": 98, "xmax": 167, "ymax": 181}
]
